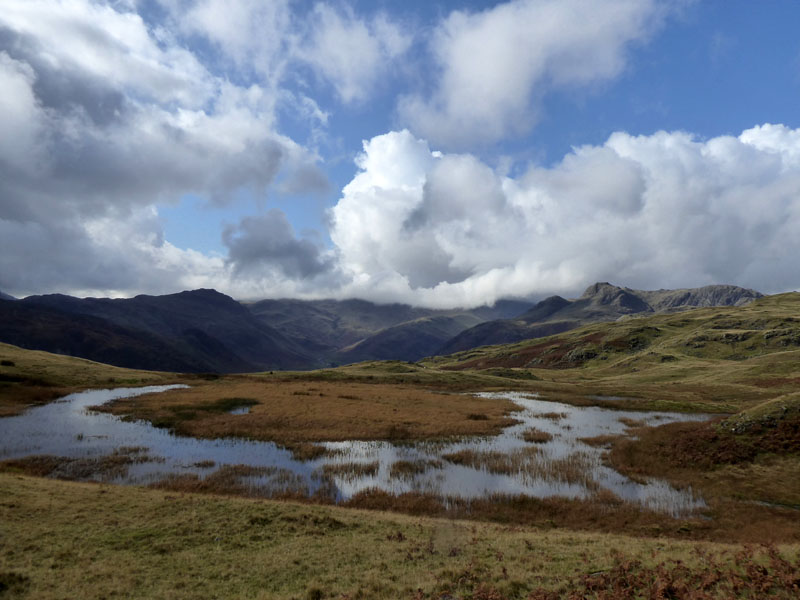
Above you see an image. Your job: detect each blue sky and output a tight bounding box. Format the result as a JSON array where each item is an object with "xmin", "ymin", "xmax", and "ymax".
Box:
[{"xmin": 1, "ymin": 1, "xmax": 800, "ymax": 305}]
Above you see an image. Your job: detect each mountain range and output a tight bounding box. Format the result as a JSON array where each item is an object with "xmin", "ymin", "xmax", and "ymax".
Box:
[
  {"xmin": 439, "ymin": 282, "xmax": 763, "ymax": 354},
  {"xmin": 0, "ymin": 283, "xmax": 761, "ymax": 373}
]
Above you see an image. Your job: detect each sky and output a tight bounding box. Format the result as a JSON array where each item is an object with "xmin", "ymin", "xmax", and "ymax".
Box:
[{"xmin": 1, "ymin": 0, "xmax": 800, "ymax": 307}]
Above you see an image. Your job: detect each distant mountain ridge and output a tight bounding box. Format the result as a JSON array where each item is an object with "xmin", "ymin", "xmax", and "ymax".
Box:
[
  {"xmin": 245, "ymin": 297, "xmax": 534, "ymax": 364},
  {"xmin": 438, "ymin": 283, "xmax": 763, "ymax": 355},
  {"xmin": 8, "ymin": 289, "xmax": 313, "ymax": 372},
  {"xmin": 0, "ymin": 283, "xmax": 763, "ymax": 372},
  {"xmin": 0, "ymin": 290, "xmax": 534, "ymax": 372}
]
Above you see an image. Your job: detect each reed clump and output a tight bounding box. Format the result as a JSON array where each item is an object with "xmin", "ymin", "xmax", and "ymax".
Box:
[
  {"xmin": 321, "ymin": 461, "xmax": 380, "ymax": 480},
  {"xmin": 521, "ymin": 427, "xmax": 554, "ymax": 443},
  {"xmin": 1, "ymin": 447, "xmax": 163, "ymax": 481},
  {"xmin": 389, "ymin": 459, "xmax": 443, "ymax": 479}
]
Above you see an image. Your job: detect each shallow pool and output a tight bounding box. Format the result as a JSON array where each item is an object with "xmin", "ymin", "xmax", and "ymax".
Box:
[{"xmin": 0, "ymin": 387, "xmax": 710, "ymax": 516}]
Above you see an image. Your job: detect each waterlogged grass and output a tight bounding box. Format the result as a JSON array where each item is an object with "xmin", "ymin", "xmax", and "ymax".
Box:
[
  {"xmin": 521, "ymin": 427, "xmax": 554, "ymax": 444},
  {"xmin": 97, "ymin": 380, "xmax": 522, "ymax": 444},
  {"xmin": 148, "ymin": 464, "xmax": 336, "ymax": 501},
  {"xmin": 1, "ymin": 447, "xmax": 163, "ymax": 481},
  {"xmin": 389, "ymin": 459, "xmax": 443, "ymax": 479},
  {"xmin": 440, "ymin": 447, "xmax": 596, "ymax": 489},
  {"xmin": 607, "ymin": 408, "xmax": 800, "ymax": 510},
  {"xmin": 321, "ymin": 461, "xmax": 380, "ymax": 480},
  {"xmin": 3, "ymin": 474, "xmax": 799, "ymax": 600}
]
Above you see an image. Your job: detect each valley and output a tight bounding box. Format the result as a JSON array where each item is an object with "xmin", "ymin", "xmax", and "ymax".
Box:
[{"xmin": 1, "ymin": 290, "xmax": 799, "ymax": 598}]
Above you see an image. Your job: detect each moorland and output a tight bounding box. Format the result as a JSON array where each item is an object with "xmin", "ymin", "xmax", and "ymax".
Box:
[{"xmin": 1, "ymin": 291, "xmax": 799, "ymax": 598}]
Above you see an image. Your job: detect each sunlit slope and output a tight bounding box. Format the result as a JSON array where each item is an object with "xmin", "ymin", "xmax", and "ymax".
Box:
[
  {"xmin": 426, "ymin": 292, "xmax": 800, "ymax": 412},
  {"xmin": 0, "ymin": 342, "xmax": 181, "ymax": 416}
]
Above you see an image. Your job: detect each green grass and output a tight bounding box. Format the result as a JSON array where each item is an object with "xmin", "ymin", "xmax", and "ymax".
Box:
[
  {"xmin": 2, "ymin": 473, "xmax": 798, "ymax": 600},
  {"xmin": 421, "ymin": 292, "xmax": 800, "ymax": 413}
]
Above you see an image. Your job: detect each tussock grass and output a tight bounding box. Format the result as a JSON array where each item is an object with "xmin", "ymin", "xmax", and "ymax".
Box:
[
  {"xmin": 1, "ymin": 447, "xmax": 163, "ymax": 481},
  {"xmin": 534, "ymin": 411, "xmax": 568, "ymax": 421},
  {"xmin": 6, "ymin": 474, "xmax": 798, "ymax": 599},
  {"xmin": 607, "ymin": 407, "xmax": 800, "ymax": 510},
  {"xmin": 96, "ymin": 380, "xmax": 521, "ymax": 444},
  {"xmin": 521, "ymin": 427, "xmax": 554, "ymax": 443},
  {"xmin": 320, "ymin": 461, "xmax": 380, "ymax": 480},
  {"xmin": 618, "ymin": 416, "xmax": 646, "ymax": 428},
  {"xmin": 579, "ymin": 434, "xmax": 619, "ymax": 447},
  {"xmin": 389, "ymin": 459, "xmax": 443, "ymax": 479}
]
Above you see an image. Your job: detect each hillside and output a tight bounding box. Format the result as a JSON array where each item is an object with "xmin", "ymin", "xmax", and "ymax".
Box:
[
  {"xmin": 428, "ymin": 291, "xmax": 800, "ymax": 412},
  {"xmin": 0, "ymin": 341, "xmax": 180, "ymax": 417},
  {"xmin": 245, "ymin": 297, "xmax": 533, "ymax": 363},
  {"xmin": 439, "ymin": 282, "xmax": 762, "ymax": 354},
  {"xmin": 334, "ymin": 313, "xmax": 485, "ymax": 363},
  {"xmin": 11, "ymin": 290, "xmax": 314, "ymax": 372}
]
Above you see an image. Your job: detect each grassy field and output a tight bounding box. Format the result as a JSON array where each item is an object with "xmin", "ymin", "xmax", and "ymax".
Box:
[{"xmin": 2, "ymin": 473, "xmax": 799, "ymax": 600}]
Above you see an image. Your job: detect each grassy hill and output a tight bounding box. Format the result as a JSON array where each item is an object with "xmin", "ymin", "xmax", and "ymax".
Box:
[
  {"xmin": 0, "ymin": 342, "xmax": 183, "ymax": 417},
  {"xmin": 426, "ymin": 292, "xmax": 800, "ymax": 413}
]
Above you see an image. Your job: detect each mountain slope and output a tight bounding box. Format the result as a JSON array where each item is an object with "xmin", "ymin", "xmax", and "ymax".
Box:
[
  {"xmin": 334, "ymin": 313, "xmax": 485, "ymax": 364},
  {"xmin": 439, "ymin": 283, "xmax": 762, "ymax": 355},
  {"xmin": 0, "ymin": 299, "xmax": 215, "ymax": 372},
  {"xmin": 246, "ymin": 297, "xmax": 534, "ymax": 364},
  {"xmin": 14, "ymin": 289, "xmax": 314, "ymax": 372},
  {"xmin": 433, "ymin": 291, "xmax": 798, "ymax": 373}
]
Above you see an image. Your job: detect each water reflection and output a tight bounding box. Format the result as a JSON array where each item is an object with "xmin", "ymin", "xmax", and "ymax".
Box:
[{"xmin": 0, "ymin": 387, "xmax": 710, "ymax": 516}]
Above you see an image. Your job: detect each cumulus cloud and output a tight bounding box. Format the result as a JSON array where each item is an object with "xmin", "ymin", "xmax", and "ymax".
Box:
[
  {"xmin": 0, "ymin": 0, "xmax": 328, "ymax": 297},
  {"xmin": 169, "ymin": 0, "xmax": 293, "ymax": 81},
  {"xmin": 398, "ymin": 0, "xmax": 664, "ymax": 147},
  {"xmin": 156, "ymin": 0, "xmax": 411, "ymax": 105},
  {"xmin": 328, "ymin": 125, "xmax": 800, "ymax": 308},
  {"xmin": 3, "ymin": 0, "xmax": 799, "ymax": 309},
  {"xmin": 223, "ymin": 210, "xmax": 336, "ymax": 280},
  {"xmin": 296, "ymin": 4, "xmax": 412, "ymax": 104}
]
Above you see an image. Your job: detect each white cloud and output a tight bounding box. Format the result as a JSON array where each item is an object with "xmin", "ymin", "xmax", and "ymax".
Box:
[
  {"xmin": 0, "ymin": 0, "xmax": 325, "ymax": 296},
  {"xmin": 297, "ymin": 4, "xmax": 412, "ymax": 104},
  {"xmin": 3, "ymin": 0, "xmax": 214, "ymax": 107},
  {"xmin": 328, "ymin": 125, "xmax": 800, "ymax": 308},
  {"xmin": 0, "ymin": 52, "xmax": 42, "ymax": 172},
  {"xmin": 399, "ymin": 0, "xmax": 664, "ymax": 147},
  {"xmin": 163, "ymin": 0, "xmax": 293, "ymax": 83}
]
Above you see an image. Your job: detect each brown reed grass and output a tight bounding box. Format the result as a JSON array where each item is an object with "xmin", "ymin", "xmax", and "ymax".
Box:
[{"xmin": 96, "ymin": 380, "xmax": 521, "ymax": 444}]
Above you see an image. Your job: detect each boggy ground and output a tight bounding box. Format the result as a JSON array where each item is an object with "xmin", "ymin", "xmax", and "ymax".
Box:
[
  {"xmin": 607, "ymin": 393, "xmax": 800, "ymax": 512},
  {"xmin": 94, "ymin": 379, "xmax": 521, "ymax": 445},
  {"xmin": 2, "ymin": 473, "xmax": 799, "ymax": 600}
]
